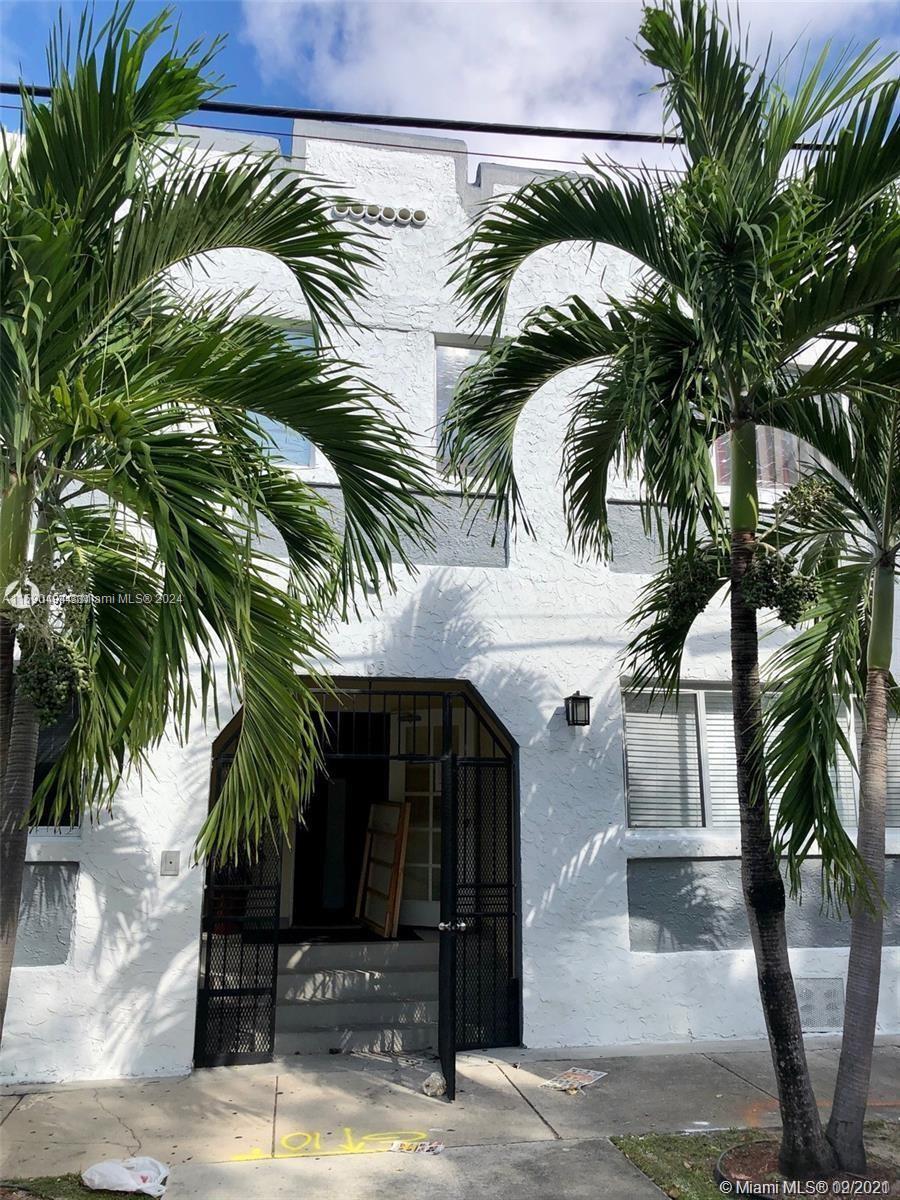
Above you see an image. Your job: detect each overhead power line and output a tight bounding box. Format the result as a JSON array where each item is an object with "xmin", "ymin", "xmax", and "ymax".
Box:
[
  {"xmin": 0, "ymin": 82, "xmax": 683, "ymax": 145},
  {"xmin": 0, "ymin": 83, "xmax": 829, "ymax": 151},
  {"xmin": 0, "ymin": 101, "xmax": 682, "ymax": 174}
]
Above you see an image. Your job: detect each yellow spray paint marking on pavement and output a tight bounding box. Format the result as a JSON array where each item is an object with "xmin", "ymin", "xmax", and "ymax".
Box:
[{"xmin": 231, "ymin": 1127, "xmax": 429, "ymax": 1161}]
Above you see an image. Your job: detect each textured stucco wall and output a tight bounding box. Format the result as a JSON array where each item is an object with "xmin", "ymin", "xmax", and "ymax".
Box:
[
  {"xmin": 15, "ymin": 864, "xmax": 79, "ymax": 967},
  {"xmin": 4, "ymin": 127, "xmax": 899, "ymax": 1085},
  {"xmin": 1, "ymin": 685, "xmax": 228, "ymax": 1084},
  {"xmin": 310, "ymin": 484, "xmax": 508, "ymax": 567},
  {"xmin": 628, "ymin": 857, "xmax": 900, "ymax": 953}
]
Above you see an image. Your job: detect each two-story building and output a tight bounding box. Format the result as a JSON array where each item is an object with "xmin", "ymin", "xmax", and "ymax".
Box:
[{"xmin": 2, "ymin": 123, "xmax": 898, "ymax": 1087}]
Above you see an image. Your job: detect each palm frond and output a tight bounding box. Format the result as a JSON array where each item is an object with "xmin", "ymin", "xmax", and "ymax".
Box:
[
  {"xmin": 765, "ymin": 563, "xmax": 870, "ymax": 908},
  {"xmin": 623, "ymin": 541, "xmax": 730, "ymax": 697},
  {"xmin": 151, "ymin": 314, "xmax": 437, "ymax": 596},
  {"xmin": 98, "ymin": 150, "xmax": 378, "ymax": 339},
  {"xmin": 195, "ymin": 568, "xmax": 328, "ymax": 861},
  {"xmin": 765, "ymin": 466, "xmax": 877, "ymax": 575},
  {"xmin": 33, "ymin": 507, "xmax": 165, "ymax": 820},
  {"xmin": 450, "ymin": 167, "xmax": 679, "ymax": 334},
  {"xmin": 565, "ymin": 292, "xmax": 726, "ymax": 557},
  {"xmin": 776, "ymin": 219, "xmax": 900, "ymax": 354},
  {"xmin": 439, "ymin": 297, "xmax": 627, "ymax": 534},
  {"xmin": 801, "ymin": 80, "xmax": 900, "ymax": 234},
  {"xmin": 17, "ymin": 3, "xmax": 222, "ymax": 239},
  {"xmin": 639, "ymin": 0, "xmax": 766, "ymax": 175}
]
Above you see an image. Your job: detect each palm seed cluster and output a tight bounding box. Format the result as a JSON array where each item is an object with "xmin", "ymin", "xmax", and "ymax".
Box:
[
  {"xmin": 774, "ymin": 475, "xmax": 835, "ymax": 527},
  {"xmin": 17, "ymin": 634, "xmax": 88, "ymax": 726},
  {"xmin": 742, "ymin": 549, "xmax": 819, "ymax": 627},
  {"xmin": 5, "ymin": 558, "xmax": 90, "ymax": 725},
  {"xmin": 666, "ymin": 547, "xmax": 729, "ymax": 618}
]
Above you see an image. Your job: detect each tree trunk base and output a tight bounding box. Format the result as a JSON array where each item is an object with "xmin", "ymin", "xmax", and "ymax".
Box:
[
  {"xmin": 826, "ymin": 1121, "xmax": 868, "ymax": 1176},
  {"xmin": 716, "ymin": 1139, "xmax": 893, "ymax": 1191}
]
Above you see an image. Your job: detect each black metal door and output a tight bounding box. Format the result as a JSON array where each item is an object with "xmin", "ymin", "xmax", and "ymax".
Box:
[
  {"xmin": 439, "ymin": 752, "xmax": 518, "ymax": 1100},
  {"xmin": 438, "ymin": 752, "xmax": 458, "ymax": 1099},
  {"xmin": 194, "ymin": 820, "xmax": 281, "ymax": 1067}
]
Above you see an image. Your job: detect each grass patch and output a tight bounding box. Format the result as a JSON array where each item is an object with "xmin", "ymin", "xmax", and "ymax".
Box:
[
  {"xmin": 1, "ymin": 1176, "xmax": 123, "ymax": 1200},
  {"xmin": 613, "ymin": 1128, "xmax": 759, "ymax": 1200},
  {"xmin": 612, "ymin": 1122, "xmax": 900, "ymax": 1200}
]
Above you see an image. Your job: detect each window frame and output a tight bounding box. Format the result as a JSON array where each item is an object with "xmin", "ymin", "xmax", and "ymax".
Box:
[
  {"xmin": 28, "ymin": 703, "xmax": 82, "ymax": 838},
  {"xmin": 622, "ymin": 683, "xmax": 865, "ymax": 832},
  {"xmin": 255, "ymin": 318, "xmax": 317, "ymax": 469},
  {"xmin": 433, "ymin": 334, "xmax": 490, "ymax": 460},
  {"xmin": 712, "ymin": 426, "xmax": 805, "ymax": 498}
]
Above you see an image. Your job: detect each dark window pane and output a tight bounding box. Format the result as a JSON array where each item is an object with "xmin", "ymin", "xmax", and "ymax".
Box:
[{"xmin": 29, "ymin": 701, "xmax": 78, "ymax": 829}]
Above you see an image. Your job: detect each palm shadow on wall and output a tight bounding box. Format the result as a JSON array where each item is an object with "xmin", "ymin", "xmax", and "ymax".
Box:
[
  {"xmin": 369, "ymin": 571, "xmax": 635, "ymax": 938},
  {"xmin": 7, "ymin": 739, "xmax": 214, "ymax": 1092}
]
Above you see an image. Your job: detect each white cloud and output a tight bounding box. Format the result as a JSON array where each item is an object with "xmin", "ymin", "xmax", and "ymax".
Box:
[{"xmin": 239, "ymin": 0, "xmax": 898, "ymax": 174}]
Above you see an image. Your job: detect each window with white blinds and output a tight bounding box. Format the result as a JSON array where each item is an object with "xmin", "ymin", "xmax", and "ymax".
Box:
[
  {"xmin": 855, "ymin": 713, "xmax": 900, "ymax": 826},
  {"xmin": 701, "ymin": 690, "xmax": 740, "ymax": 827},
  {"xmin": 623, "ymin": 694, "xmax": 703, "ymax": 827},
  {"xmin": 624, "ymin": 688, "xmax": 863, "ymax": 829}
]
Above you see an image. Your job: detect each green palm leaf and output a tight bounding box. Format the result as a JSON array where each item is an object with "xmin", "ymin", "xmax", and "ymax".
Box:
[
  {"xmin": 765, "ymin": 564, "xmax": 870, "ymax": 907},
  {"xmin": 1, "ymin": 3, "xmax": 435, "ymax": 863},
  {"xmin": 451, "ymin": 167, "xmax": 680, "ymax": 334}
]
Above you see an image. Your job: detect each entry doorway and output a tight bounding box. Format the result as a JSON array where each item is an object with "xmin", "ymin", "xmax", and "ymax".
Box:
[
  {"xmin": 194, "ymin": 679, "xmax": 521, "ymax": 1094},
  {"xmin": 283, "ymin": 691, "xmax": 466, "ymax": 937},
  {"xmin": 290, "ymin": 718, "xmax": 390, "ymax": 931}
]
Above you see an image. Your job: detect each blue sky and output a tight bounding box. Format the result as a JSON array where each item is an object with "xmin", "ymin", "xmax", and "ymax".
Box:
[{"xmin": 2, "ymin": 2, "xmax": 899, "ymax": 171}]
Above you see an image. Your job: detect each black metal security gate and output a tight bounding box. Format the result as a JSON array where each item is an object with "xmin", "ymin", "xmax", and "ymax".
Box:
[
  {"xmin": 194, "ymin": 739, "xmax": 282, "ymax": 1066},
  {"xmin": 194, "ymin": 684, "xmax": 520, "ymax": 1080},
  {"xmin": 438, "ymin": 753, "xmax": 517, "ymax": 1099}
]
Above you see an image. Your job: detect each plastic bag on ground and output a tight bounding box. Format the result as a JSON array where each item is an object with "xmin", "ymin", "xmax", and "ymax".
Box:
[{"xmin": 81, "ymin": 1157, "xmax": 169, "ymax": 1196}]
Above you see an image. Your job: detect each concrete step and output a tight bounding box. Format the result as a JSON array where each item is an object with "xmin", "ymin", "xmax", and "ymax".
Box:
[
  {"xmin": 275, "ymin": 1022, "xmax": 438, "ymax": 1056},
  {"xmin": 278, "ymin": 939, "xmax": 438, "ymax": 973},
  {"xmin": 276, "ymin": 997, "xmax": 438, "ymax": 1031},
  {"xmin": 277, "ymin": 967, "xmax": 437, "ymax": 1003}
]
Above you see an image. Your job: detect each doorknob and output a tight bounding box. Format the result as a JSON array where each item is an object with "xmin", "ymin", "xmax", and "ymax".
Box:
[{"xmin": 438, "ymin": 919, "xmax": 469, "ymax": 932}]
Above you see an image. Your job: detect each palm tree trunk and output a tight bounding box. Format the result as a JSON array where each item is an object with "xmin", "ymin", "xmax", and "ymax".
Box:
[
  {"xmin": 0, "ymin": 690, "xmax": 40, "ymax": 1044},
  {"xmin": 826, "ymin": 560, "xmax": 893, "ymax": 1172},
  {"xmin": 729, "ymin": 419, "xmax": 837, "ymax": 1178}
]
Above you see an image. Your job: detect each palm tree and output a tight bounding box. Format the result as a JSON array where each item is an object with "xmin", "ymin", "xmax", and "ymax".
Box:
[
  {"xmin": 441, "ymin": 0, "xmax": 900, "ymax": 1177},
  {"xmin": 763, "ymin": 303, "xmax": 900, "ymax": 1173},
  {"xmin": 0, "ymin": 6, "xmax": 434, "ymax": 1042}
]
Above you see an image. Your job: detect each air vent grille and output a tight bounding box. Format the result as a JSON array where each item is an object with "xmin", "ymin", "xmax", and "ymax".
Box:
[{"xmin": 796, "ymin": 976, "xmax": 844, "ymax": 1031}]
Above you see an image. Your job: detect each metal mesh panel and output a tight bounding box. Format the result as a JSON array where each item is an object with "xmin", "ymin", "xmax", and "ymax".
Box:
[
  {"xmin": 796, "ymin": 977, "xmax": 845, "ymax": 1032},
  {"xmin": 194, "ymin": 830, "xmax": 281, "ymax": 1067},
  {"xmin": 454, "ymin": 760, "xmax": 517, "ymax": 1051}
]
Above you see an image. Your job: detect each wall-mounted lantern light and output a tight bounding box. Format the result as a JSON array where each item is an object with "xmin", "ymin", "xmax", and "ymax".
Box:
[{"xmin": 564, "ymin": 691, "xmax": 591, "ymax": 727}]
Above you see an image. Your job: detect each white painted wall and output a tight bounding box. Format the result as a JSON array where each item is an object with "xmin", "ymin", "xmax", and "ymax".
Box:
[
  {"xmin": 3, "ymin": 127, "xmax": 897, "ymax": 1084},
  {"xmin": 2, "ymin": 684, "xmax": 237, "ymax": 1084}
]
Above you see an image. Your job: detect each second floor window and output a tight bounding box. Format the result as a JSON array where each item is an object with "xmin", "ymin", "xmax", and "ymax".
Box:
[
  {"xmin": 713, "ymin": 427, "xmax": 802, "ymax": 491},
  {"xmin": 29, "ymin": 700, "xmax": 80, "ymax": 835},
  {"xmin": 256, "ymin": 329, "xmax": 315, "ymax": 468},
  {"xmin": 435, "ymin": 342, "xmax": 484, "ymax": 461}
]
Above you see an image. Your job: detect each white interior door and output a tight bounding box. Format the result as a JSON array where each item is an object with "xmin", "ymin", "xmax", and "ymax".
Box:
[{"xmin": 392, "ymin": 713, "xmax": 443, "ymax": 928}]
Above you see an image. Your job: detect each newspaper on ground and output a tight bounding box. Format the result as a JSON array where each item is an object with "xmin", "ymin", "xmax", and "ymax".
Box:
[
  {"xmin": 390, "ymin": 1139, "xmax": 445, "ymax": 1153},
  {"xmin": 540, "ymin": 1068, "xmax": 607, "ymax": 1093}
]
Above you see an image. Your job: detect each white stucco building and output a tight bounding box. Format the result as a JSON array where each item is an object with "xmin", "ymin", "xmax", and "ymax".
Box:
[{"xmin": 3, "ymin": 123, "xmax": 898, "ymax": 1087}]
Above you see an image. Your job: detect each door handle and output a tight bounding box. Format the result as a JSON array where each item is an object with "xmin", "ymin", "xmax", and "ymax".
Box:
[{"xmin": 438, "ymin": 919, "xmax": 469, "ymax": 932}]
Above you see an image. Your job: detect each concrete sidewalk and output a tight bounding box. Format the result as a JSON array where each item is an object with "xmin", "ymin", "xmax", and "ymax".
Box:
[{"xmin": 1, "ymin": 1042, "xmax": 898, "ymax": 1198}]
